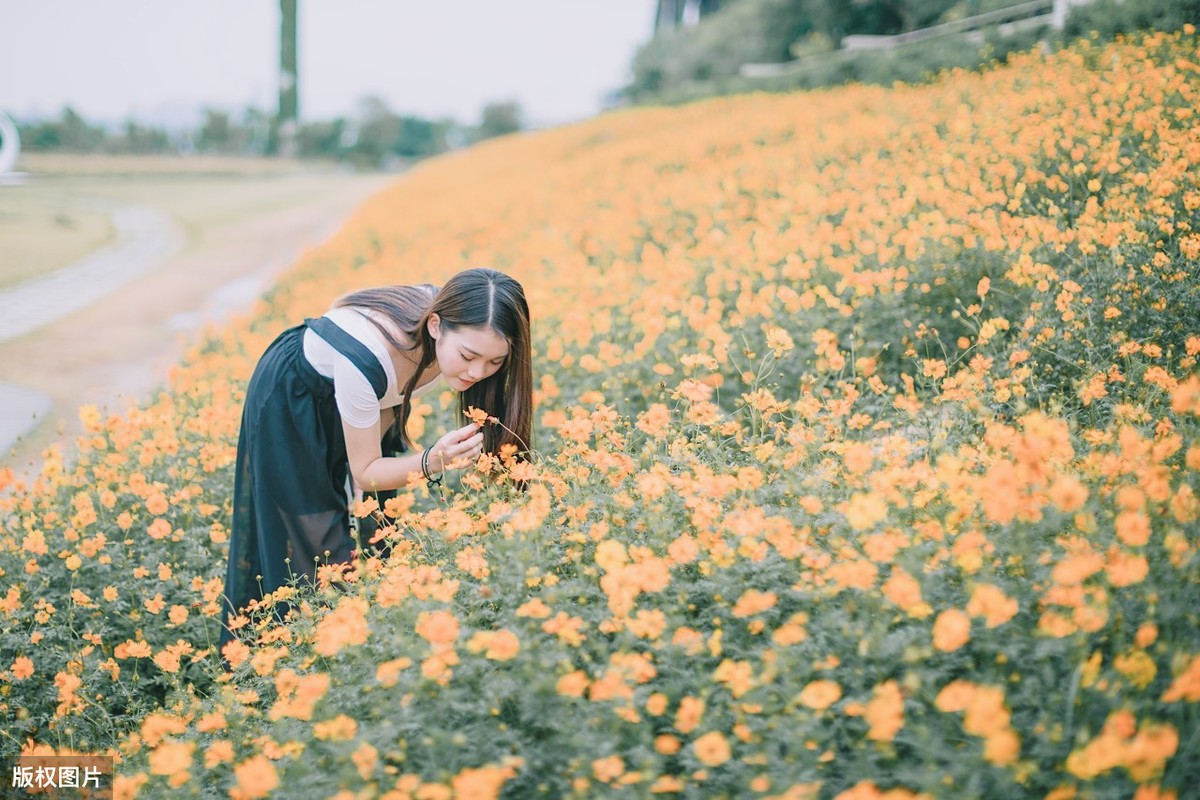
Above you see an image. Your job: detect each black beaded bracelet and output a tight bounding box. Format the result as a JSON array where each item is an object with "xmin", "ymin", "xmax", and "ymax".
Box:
[{"xmin": 421, "ymin": 447, "xmax": 443, "ymax": 486}]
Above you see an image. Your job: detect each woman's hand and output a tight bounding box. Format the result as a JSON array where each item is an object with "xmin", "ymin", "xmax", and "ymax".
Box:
[{"xmin": 429, "ymin": 423, "xmax": 483, "ymax": 473}]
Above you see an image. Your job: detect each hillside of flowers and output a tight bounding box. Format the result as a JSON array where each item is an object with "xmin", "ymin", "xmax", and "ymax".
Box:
[{"xmin": 2, "ymin": 28, "xmax": 1199, "ymax": 799}]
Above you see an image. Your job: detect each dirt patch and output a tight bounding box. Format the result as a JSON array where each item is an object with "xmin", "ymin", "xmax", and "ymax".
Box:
[{"xmin": 0, "ymin": 167, "xmax": 392, "ymax": 474}]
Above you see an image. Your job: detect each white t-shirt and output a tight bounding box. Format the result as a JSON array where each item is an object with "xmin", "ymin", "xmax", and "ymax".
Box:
[{"xmin": 303, "ymin": 306, "xmax": 442, "ymax": 429}]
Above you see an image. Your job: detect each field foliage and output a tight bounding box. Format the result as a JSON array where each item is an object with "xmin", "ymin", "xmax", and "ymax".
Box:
[{"xmin": 2, "ymin": 30, "xmax": 1200, "ymax": 800}]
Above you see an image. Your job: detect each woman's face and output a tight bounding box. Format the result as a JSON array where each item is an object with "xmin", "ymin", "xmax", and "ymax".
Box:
[{"xmin": 428, "ymin": 315, "xmax": 510, "ymax": 392}]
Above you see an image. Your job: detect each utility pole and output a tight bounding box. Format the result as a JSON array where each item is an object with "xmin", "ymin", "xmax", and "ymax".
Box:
[{"xmin": 274, "ymin": 0, "xmax": 299, "ymax": 157}]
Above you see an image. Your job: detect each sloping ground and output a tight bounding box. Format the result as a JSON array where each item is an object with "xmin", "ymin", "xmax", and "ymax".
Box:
[{"xmin": 2, "ymin": 31, "xmax": 1199, "ymax": 799}]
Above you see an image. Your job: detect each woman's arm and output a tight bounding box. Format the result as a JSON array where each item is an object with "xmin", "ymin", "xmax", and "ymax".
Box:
[{"xmin": 344, "ymin": 417, "xmax": 484, "ymax": 492}]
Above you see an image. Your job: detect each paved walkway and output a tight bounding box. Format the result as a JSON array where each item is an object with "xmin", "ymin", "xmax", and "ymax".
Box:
[
  {"xmin": 0, "ymin": 172, "xmax": 391, "ymax": 470},
  {"xmin": 0, "ymin": 204, "xmax": 184, "ymax": 457},
  {"xmin": 0, "ymin": 382, "xmax": 52, "ymax": 457},
  {"xmin": 0, "ymin": 205, "xmax": 185, "ymax": 343}
]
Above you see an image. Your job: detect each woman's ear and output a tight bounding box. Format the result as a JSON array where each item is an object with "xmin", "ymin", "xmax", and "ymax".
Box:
[{"xmin": 427, "ymin": 313, "xmax": 442, "ymax": 340}]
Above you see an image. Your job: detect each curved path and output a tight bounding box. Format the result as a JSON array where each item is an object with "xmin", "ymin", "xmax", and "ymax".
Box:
[
  {"xmin": 0, "ymin": 205, "xmax": 185, "ymax": 343},
  {"xmin": 0, "ymin": 173, "xmax": 391, "ymax": 469}
]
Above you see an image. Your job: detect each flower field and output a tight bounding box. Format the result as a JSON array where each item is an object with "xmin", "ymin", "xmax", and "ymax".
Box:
[{"xmin": 3, "ymin": 28, "xmax": 1200, "ymax": 799}]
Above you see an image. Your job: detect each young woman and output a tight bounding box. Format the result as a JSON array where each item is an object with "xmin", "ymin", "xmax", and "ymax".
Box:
[{"xmin": 220, "ymin": 267, "xmax": 532, "ymax": 650}]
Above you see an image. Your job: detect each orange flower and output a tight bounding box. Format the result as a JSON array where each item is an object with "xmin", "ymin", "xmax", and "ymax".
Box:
[
  {"xmin": 451, "ymin": 762, "xmax": 519, "ymax": 800},
  {"xmin": 932, "ymin": 609, "xmax": 971, "ymax": 652},
  {"xmin": 148, "ymin": 741, "xmax": 194, "ymax": 786},
  {"xmin": 865, "ymin": 680, "xmax": 904, "ymax": 741},
  {"xmin": 204, "ymin": 740, "xmax": 234, "ymax": 768},
  {"xmin": 466, "ymin": 629, "xmax": 521, "ymax": 661},
  {"xmin": 592, "ymin": 755, "xmax": 625, "ymax": 782},
  {"xmin": 693, "ymin": 731, "xmax": 732, "ymax": 766},
  {"xmin": 963, "ymin": 686, "xmax": 1011, "ymax": 736},
  {"xmin": 415, "ymin": 609, "xmax": 460, "ymax": 647},
  {"xmin": 675, "ymin": 696, "xmax": 705, "ymax": 733},
  {"xmin": 1049, "ymin": 475, "xmax": 1089, "ymax": 512},
  {"xmin": 1115, "ymin": 511, "xmax": 1151, "ymax": 546},
  {"xmin": 314, "ymin": 596, "xmax": 370, "ymax": 656},
  {"xmin": 882, "ymin": 569, "xmax": 931, "ymax": 618},
  {"xmin": 731, "ymin": 589, "xmax": 777, "ymax": 617},
  {"xmin": 10, "ymin": 656, "xmax": 33, "ymax": 680},
  {"xmin": 798, "ymin": 680, "xmax": 842, "ymax": 710},
  {"xmin": 966, "ymin": 584, "xmax": 1018, "ymax": 628},
  {"xmin": 313, "ymin": 714, "xmax": 358, "ymax": 741},
  {"xmin": 465, "ymin": 406, "xmax": 492, "ymax": 426},
  {"xmin": 231, "ymin": 755, "xmax": 279, "ymax": 800},
  {"xmin": 146, "ymin": 518, "xmax": 172, "ymax": 540},
  {"xmin": 655, "ymin": 734, "xmax": 681, "ymax": 755},
  {"xmin": 516, "ymin": 598, "xmax": 551, "ymax": 618},
  {"xmin": 556, "ymin": 670, "xmax": 589, "ymax": 698},
  {"xmin": 376, "ymin": 657, "xmax": 413, "ymax": 688},
  {"xmin": 935, "ymin": 680, "xmax": 976, "ymax": 713},
  {"xmin": 1105, "ymin": 549, "xmax": 1149, "ymax": 587},
  {"xmin": 145, "ymin": 491, "xmax": 169, "ymax": 516},
  {"xmin": 1162, "ymin": 654, "xmax": 1200, "ymax": 702},
  {"xmin": 268, "ymin": 670, "xmax": 330, "ymax": 721},
  {"xmin": 984, "ymin": 729, "xmax": 1021, "ymax": 766}
]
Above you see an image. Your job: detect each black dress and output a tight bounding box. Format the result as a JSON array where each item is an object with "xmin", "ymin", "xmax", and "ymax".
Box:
[{"xmin": 219, "ymin": 316, "xmax": 398, "ymax": 651}]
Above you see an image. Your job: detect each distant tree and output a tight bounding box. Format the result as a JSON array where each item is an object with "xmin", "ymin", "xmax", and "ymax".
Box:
[
  {"xmin": 860, "ymin": 0, "xmax": 957, "ymax": 32},
  {"xmin": 198, "ymin": 109, "xmax": 233, "ymax": 152},
  {"xmin": 114, "ymin": 120, "xmax": 171, "ymax": 154},
  {"xmin": 393, "ymin": 116, "xmax": 450, "ymax": 160},
  {"xmin": 21, "ymin": 107, "xmax": 105, "ymax": 152},
  {"xmin": 476, "ymin": 101, "xmax": 523, "ymax": 141},
  {"xmin": 1063, "ymin": 0, "xmax": 1200, "ymax": 38},
  {"xmin": 349, "ymin": 95, "xmax": 401, "ymax": 167},
  {"xmin": 297, "ymin": 118, "xmax": 347, "ymax": 160}
]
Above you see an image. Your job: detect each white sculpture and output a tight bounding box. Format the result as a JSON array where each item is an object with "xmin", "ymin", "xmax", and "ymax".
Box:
[{"xmin": 0, "ymin": 111, "xmax": 28, "ymax": 185}]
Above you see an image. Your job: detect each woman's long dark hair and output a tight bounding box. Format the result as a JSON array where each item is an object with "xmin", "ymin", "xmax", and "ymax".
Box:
[{"xmin": 336, "ymin": 268, "xmax": 533, "ymax": 459}]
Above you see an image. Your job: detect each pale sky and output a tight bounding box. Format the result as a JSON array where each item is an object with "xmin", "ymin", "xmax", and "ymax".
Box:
[{"xmin": 0, "ymin": 1, "xmax": 659, "ymax": 128}]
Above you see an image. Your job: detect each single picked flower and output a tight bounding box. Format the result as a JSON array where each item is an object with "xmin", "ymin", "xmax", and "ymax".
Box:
[{"xmin": 466, "ymin": 406, "xmax": 499, "ymax": 426}]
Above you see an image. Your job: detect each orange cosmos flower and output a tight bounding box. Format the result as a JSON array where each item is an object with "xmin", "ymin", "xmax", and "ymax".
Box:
[
  {"xmin": 1115, "ymin": 511, "xmax": 1151, "ymax": 546},
  {"xmin": 932, "ymin": 609, "xmax": 971, "ymax": 652},
  {"xmin": 731, "ymin": 589, "xmax": 777, "ymax": 617},
  {"xmin": 314, "ymin": 596, "xmax": 370, "ymax": 656},
  {"xmin": 148, "ymin": 741, "xmax": 195, "ymax": 786},
  {"xmin": 654, "ymin": 734, "xmax": 682, "ymax": 755},
  {"xmin": 313, "ymin": 714, "xmax": 358, "ymax": 741},
  {"xmin": 675, "ymin": 696, "xmax": 705, "ymax": 733},
  {"xmin": 963, "ymin": 686, "xmax": 1011, "ymax": 736},
  {"xmin": 231, "ymin": 755, "xmax": 279, "ymax": 800},
  {"xmin": 966, "ymin": 584, "xmax": 1018, "ymax": 628},
  {"xmin": 451, "ymin": 763, "xmax": 519, "ymax": 800},
  {"xmin": 693, "ymin": 731, "xmax": 732, "ymax": 766},
  {"xmin": 798, "ymin": 680, "xmax": 842, "ymax": 710},
  {"xmin": 882, "ymin": 569, "xmax": 932, "ymax": 618},
  {"xmin": 466, "ymin": 629, "xmax": 521, "ymax": 661},
  {"xmin": 10, "ymin": 656, "xmax": 33, "ymax": 680},
  {"xmin": 984, "ymin": 729, "xmax": 1021, "ymax": 766},
  {"xmin": 592, "ymin": 755, "xmax": 625, "ymax": 782},
  {"xmin": 415, "ymin": 609, "xmax": 460, "ymax": 647},
  {"xmin": 556, "ymin": 670, "xmax": 589, "ymax": 698},
  {"xmin": 865, "ymin": 680, "xmax": 904, "ymax": 741},
  {"xmin": 204, "ymin": 740, "xmax": 234, "ymax": 768},
  {"xmin": 1162, "ymin": 654, "xmax": 1200, "ymax": 702}
]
